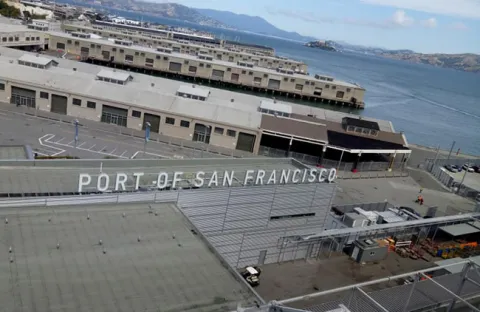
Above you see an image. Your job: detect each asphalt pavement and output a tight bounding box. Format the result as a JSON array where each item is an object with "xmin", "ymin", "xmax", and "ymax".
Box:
[{"xmin": 0, "ymin": 110, "xmax": 225, "ymax": 160}]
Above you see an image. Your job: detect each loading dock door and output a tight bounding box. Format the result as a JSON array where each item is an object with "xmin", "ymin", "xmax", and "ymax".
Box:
[
  {"xmin": 267, "ymin": 79, "xmax": 280, "ymax": 90},
  {"xmin": 11, "ymin": 86, "xmax": 36, "ymax": 108},
  {"xmin": 236, "ymin": 132, "xmax": 256, "ymax": 153},
  {"xmin": 143, "ymin": 113, "xmax": 160, "ymax": 133},
  {"xmin": 51, "ymin": 94, "xmax": 68, "ymax": 115},
  {"xmin": 169, "ymin": 62, "xmax": 182, "ymax": 72}
]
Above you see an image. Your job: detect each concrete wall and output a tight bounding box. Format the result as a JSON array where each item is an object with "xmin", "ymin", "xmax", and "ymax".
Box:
[
  {"xmin": 62, "ymin": 24, "xmax": 307, "ymax": 72},
  {"xmin": 0, "ymin": 79, "xmax": 260, "ymax": 152},
  {"xmin": 48, "ymin": 34, "xmax": 365, "ymax": 104}
]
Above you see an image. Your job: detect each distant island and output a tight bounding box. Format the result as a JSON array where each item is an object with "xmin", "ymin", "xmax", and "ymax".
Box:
[{"xmin": 304, "ymin": 40, "xmax": 336, "ymax": 52}]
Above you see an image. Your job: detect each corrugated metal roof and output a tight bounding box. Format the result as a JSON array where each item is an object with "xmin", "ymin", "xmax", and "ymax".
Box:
[
  {"xmin": 439, "ymin": 223, "xmax": 480, "ymax": 236},
  {"xmin": 261, "ymin": 114, "xmax": 328, "ymax": 143}
]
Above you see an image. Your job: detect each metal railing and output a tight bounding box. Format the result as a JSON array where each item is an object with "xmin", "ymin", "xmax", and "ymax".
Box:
[{"xmin": 259, "ymin": 146, "xmax": 408, "ymax": 179}]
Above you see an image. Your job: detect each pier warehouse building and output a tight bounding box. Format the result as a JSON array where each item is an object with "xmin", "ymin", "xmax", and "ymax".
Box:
[
  {"xmin": 61, "ymin": 22, "xmax": 308, "ymax": 72},
  {"xmin": 45, "ymin": 31, "xmax": 365, "ymax": 108},
  {"xmin": 0, "ymin": 47, "xmax": 410, "ymax": 166}
]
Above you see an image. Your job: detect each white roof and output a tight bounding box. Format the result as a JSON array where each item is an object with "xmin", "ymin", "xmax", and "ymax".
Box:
[
  {"xmin": 96, "ymin": 69, "xmax": 132, "ymax": 82},
  {"xmin": 18, "ymin": 54, "xmax": 54, "ymax": 67},
  {"xmin": 177, "ymin": 85, "xmax": 210, "ymax": 98},
  {"xmin": 246, "ymin": 267, "xmax": 258, "ymax": 275},
  {"xmin": 259, "ymin": 100, "xmax": 292, "ymax": 114}
]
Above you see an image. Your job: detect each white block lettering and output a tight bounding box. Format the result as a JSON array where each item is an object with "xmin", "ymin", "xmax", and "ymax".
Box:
[
  {"xmin": 223, "ymin": 170, "xmax": 234, "ymax": 187},
  {"xmin": 194, "ymin": 171, "xmax": 205, "ymax": 187},
  {"xmin": 255, "ymin": 170, "xmax": 266, "ymax": 185},
  {"xmin": 308, "ymin": 169, "xmax": 317, "ymax": 183},
  {"xmin": 328, "ymin": 169, "xmax": 337, "ymax": 182},
  {"xmin": 208, "ymin": 171, "xmax": 219, "ymax": 187},
  {"xmin": 302, "ymin": 169, "xmax": 308, "ymax": 183},
  {"xmin": 319, "ymin": 168, "xmax": 328, "ymax": 182},
  {"xmin": 157, "ymin": 172, "xmax": 169, "ymax": 189},
  {"xmin": 97, "ymin": 173, "xmax": 110, "ymax": 192},
  {"xmin": 267, "ymin": 170, "xmax": 277, "ymax": 185},
  {"xmin": 133, "ymin": 172, "xmax": 144, "ymax": 190},
  {"xmin": 78, "ymin": 173, "xmax": 92, "ymax": 192},
  {"xmin": 115, "ymin": 173, "xmax": 127, "ymax": 191},
  {"xmin": 172, "ymin": 171, "xmax": 183, "ymax": 189},
  {"xmin": 280, "ymin": 169, "xmax": 291, "ymax": 184},
  {"xmin": 292, "ymin": 169, "xmax": 301, "ymax": 183},
  {"xmin": 244, "ymin": 170, "xmax": 255, "ymax": 185}
]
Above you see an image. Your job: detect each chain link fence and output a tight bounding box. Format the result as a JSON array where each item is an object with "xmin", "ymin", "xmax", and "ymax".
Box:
[{"xmin": 424, "ymin": 158, "xmax": 480, "ymax": 201}]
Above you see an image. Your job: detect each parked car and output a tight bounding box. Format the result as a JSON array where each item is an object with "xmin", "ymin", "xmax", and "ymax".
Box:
[
  {"xmin": 444, "ymin": 165, "xmax": 461, "ymax": 172},
  {"xmin": 472, "ymin": 165, "xmax": 480, "ymax": 173},
  {"xmin": 463, "ymin": 163, "xmax": 476, "ymax": 172}
]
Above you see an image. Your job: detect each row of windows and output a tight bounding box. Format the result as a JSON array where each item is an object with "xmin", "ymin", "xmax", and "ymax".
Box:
[
  {"xmin": 130, "ymin": 110, "xmax": 235, "ymax": 136},
  {"xmin": 57, "ymin": 39, "xmax": 352, "ymax": 96},
  {"xmin": 1, "ymin": 36, "xmax": 40, "ymax": 42},
  {"xmin": 346, "ymin": 126, "xmax": 379, "ymax": 136},
  {"xmin": 71, "ymin": 98, "xmax": 96, "ymax": 109}
]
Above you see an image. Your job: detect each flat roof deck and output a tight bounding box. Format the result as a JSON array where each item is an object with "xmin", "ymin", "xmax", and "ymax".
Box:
[
  {"xmin": 0, "ymin": 47, "xmax": 395, "ymax": 132},
  {"xmin": 0, "ymin": 158, "xmax": 299, "ymax": 195},
  {"xmin": 0, "ymin": 203, "xmax": 256, "ymax": 311}
]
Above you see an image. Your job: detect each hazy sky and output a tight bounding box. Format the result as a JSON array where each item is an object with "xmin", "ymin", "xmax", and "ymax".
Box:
[{"xmin": 154, "ymin": 0, "xmax": 480, "ymax": 53}]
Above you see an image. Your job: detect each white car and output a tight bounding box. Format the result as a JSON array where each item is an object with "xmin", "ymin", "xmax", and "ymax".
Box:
[{"xmin": 463, "ymin": 163, "xmax": 475, "ymax": 172}]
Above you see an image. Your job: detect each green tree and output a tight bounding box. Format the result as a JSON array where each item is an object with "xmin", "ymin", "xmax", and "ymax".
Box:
[{"xmin": 0, "ymin": 1, "xmax": 21, "ymax": 18}]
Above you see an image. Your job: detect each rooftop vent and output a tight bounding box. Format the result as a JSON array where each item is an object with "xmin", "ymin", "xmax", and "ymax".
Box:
[
  {"xmin": 198, "ymin": 54, "xmax": 213, "ymax": 61},
  {"xmin": 73, "ymin": 68, "xmax": 77, "ymax": 71},
  {"xmin": 156, "ymin": 47, "xmax": 172, "ymax": 54},
  {"xmin": 96, "ymin": 69, "xmax": 132, "ymax": 85},
  {"xmin": 71, "ymin": 32, "xmax": 91, "ymax": 39},
  {"xmin": 18, "ymin": 54, "xmax": 58, "ymax": 69},
  {"xmin": 237, "ymin": 61, "xmax": 254, "ymax": 68},
  {"xmin": 151, "ymin": 83, "xmax": 155, "ymax": 87},
  {"xmin": 176, "ymin": 85, "xmax": 210, "ymax": 101},
  {"xmin": 259, "ymin": 100, "xmax": 292, "ymax": 117},
  {"xmin": 113, "ymin": 39, "xmax": 133, "ymax": 46}
]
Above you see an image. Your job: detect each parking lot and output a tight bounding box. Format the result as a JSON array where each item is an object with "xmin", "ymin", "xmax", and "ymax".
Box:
[
  {"xmin": 0, "ymin": 109, "xmax": 225, "ymax": 160},
  {"xmin": 442, "ymin": 166, "xmax": 480, "ymax": 191}
]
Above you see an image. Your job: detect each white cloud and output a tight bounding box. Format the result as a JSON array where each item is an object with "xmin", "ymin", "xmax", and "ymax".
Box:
[
  {"xmin": 266, "ymin": 8, "xmax": 418, "ymax": 29},
  {"xmin": 391, "ymin": 10, "xmax": 414, "ymax": 26},
  {"xmin": 451, "ymin": 22, "xmax": 469, "ymax": 30},
  {"xmin": 360, "ymin": 0, "xmax": 480, "ymax": 19},
  {"xmin": 421, "ymin": 17, "xmax": 437, "ymax": 28}
]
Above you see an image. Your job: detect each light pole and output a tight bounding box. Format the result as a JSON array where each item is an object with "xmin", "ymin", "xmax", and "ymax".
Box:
[
  {"xmin": 144, "ymin": 121, "xmax": 151, "ymax": 158},
  {"xmin": 74, "ymin": 119, "xmax": 79, "ymax": 150},
  {"xmin": 447, "ymin": 141, "xmax": 456, "ymax": 162}
]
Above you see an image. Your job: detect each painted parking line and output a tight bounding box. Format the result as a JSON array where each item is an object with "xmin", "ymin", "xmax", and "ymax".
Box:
[
  {"xmin": 55, "ymin": 137, "xmax": 65, "ymax": 144},
  {"xmin": 99, "ymin": 145, "xmax": 108, "ymax": 152},
  {"xmin": 38, "ymin": 134, "xmax": 130, "ymax": 159},
  {"xmin": 67, "ymin": 140, "xmax": 74, "ymax": 146},
  {"xmin": 77, "ymin": 142, "xmax": 86, "ymax": 148},
  {"xmin": 109, "ymin": 148, "xmax": 117, "ymax": 155},
  {"xmin": 119, "ymin": 151, "xmax": 127, "ymax": 157}
]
